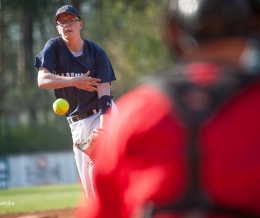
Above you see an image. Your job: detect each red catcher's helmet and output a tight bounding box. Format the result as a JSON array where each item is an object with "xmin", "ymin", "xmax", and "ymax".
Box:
[{"xmin": 164, "ymin": 0, "xmax": 260, "ymax": 58}]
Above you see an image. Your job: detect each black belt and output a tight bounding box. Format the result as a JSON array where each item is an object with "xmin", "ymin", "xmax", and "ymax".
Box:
[{"xmin": 67, "ymin": 109, "xmax": 98, "ymax": 124}]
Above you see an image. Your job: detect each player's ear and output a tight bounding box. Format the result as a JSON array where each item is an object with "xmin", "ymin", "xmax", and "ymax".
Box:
[
  {"xmin": 79, "ymin": 20, "xmax": 83, "ymax": 29},
  {"xmin": 56, "ymin": 26, "xmax": 61, "ymax": 34}
]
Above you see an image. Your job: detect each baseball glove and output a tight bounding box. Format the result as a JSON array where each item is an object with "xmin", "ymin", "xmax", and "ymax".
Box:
[{"xmin": 74, "ymin": 128, "xmax": 107, "ymax": 161}]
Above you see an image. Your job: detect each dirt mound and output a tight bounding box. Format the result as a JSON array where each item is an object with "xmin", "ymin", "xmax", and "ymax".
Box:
[{"xmin": 0, "ymin": 208, "xmax": 76, "ymax": 218}]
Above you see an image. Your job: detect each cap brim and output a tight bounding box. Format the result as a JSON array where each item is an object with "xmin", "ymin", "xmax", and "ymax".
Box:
[{"xmin": 54, "ymin": 12, "xmax": 80, "ymax": 21}]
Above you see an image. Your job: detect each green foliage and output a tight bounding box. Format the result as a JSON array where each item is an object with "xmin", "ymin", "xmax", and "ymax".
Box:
[
  {"xmin": 0, "ymin": 183, "xmax": 81, "ymax": 214},
  {"xmin": 83, "ymin": 0, "xmax": 171, "ymax": 97},
  {"xmin": 0, "ymin": 116, "xmax": 72, "ymax": 155}
]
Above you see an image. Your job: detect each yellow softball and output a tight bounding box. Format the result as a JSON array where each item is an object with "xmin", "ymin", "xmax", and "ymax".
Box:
[{"xmin": 53, "ymin": 98, "xmax": 69, "ymax": 115}]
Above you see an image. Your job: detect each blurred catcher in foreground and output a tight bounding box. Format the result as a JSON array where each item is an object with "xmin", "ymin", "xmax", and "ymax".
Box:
[{"xmin": 78, "ymin": 0, "xmax": 260, "ymax": 217}]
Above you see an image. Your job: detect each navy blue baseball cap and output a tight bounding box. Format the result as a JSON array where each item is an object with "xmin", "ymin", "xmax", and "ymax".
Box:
[{"xmin": 54, "ymin": 5, "xmax": 81, "ymax": 21}]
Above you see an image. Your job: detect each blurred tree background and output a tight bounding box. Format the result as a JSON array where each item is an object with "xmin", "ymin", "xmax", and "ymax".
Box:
[{"xmin": 0, "ymin": 0, "xmax": 171, "ymax": 155}]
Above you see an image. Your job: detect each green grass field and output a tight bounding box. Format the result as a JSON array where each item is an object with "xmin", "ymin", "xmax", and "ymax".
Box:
[{"xmin": 0, "ymin": 183, "xmax": 81, "ymax": 215}]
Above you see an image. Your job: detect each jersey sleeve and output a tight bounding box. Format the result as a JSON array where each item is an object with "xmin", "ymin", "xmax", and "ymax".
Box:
[
  {"xmin": 94, "ymin": 47, "xmax": 116, "ymax": 83},
  {"xmin": 34, "ymin": 38, "xmax": 57, "ymax": 73}
]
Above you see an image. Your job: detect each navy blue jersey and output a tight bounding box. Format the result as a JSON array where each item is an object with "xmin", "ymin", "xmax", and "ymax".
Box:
[{"xmin": 35, "ymin": 36, "xmax": 116, "ymax": 117}]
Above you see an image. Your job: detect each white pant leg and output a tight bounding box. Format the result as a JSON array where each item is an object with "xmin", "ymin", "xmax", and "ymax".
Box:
[
  {"xmin": 70, "ymin": 113, "xmax": 99, "ymax": 201},
  {"xmin": 69, "ymin": 101, "xmax": 119, "ymax": 201}
]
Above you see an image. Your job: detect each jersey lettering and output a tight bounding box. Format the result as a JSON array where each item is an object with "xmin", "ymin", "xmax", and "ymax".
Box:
[{"xmin": 56, "ymin": 72, "xmax": 84, "ymax": 77}]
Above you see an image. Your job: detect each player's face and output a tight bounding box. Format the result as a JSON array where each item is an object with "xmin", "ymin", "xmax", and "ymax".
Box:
[{"xmin": 56, "ymin": 14, "xmax": 83, "ymax": 40}]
